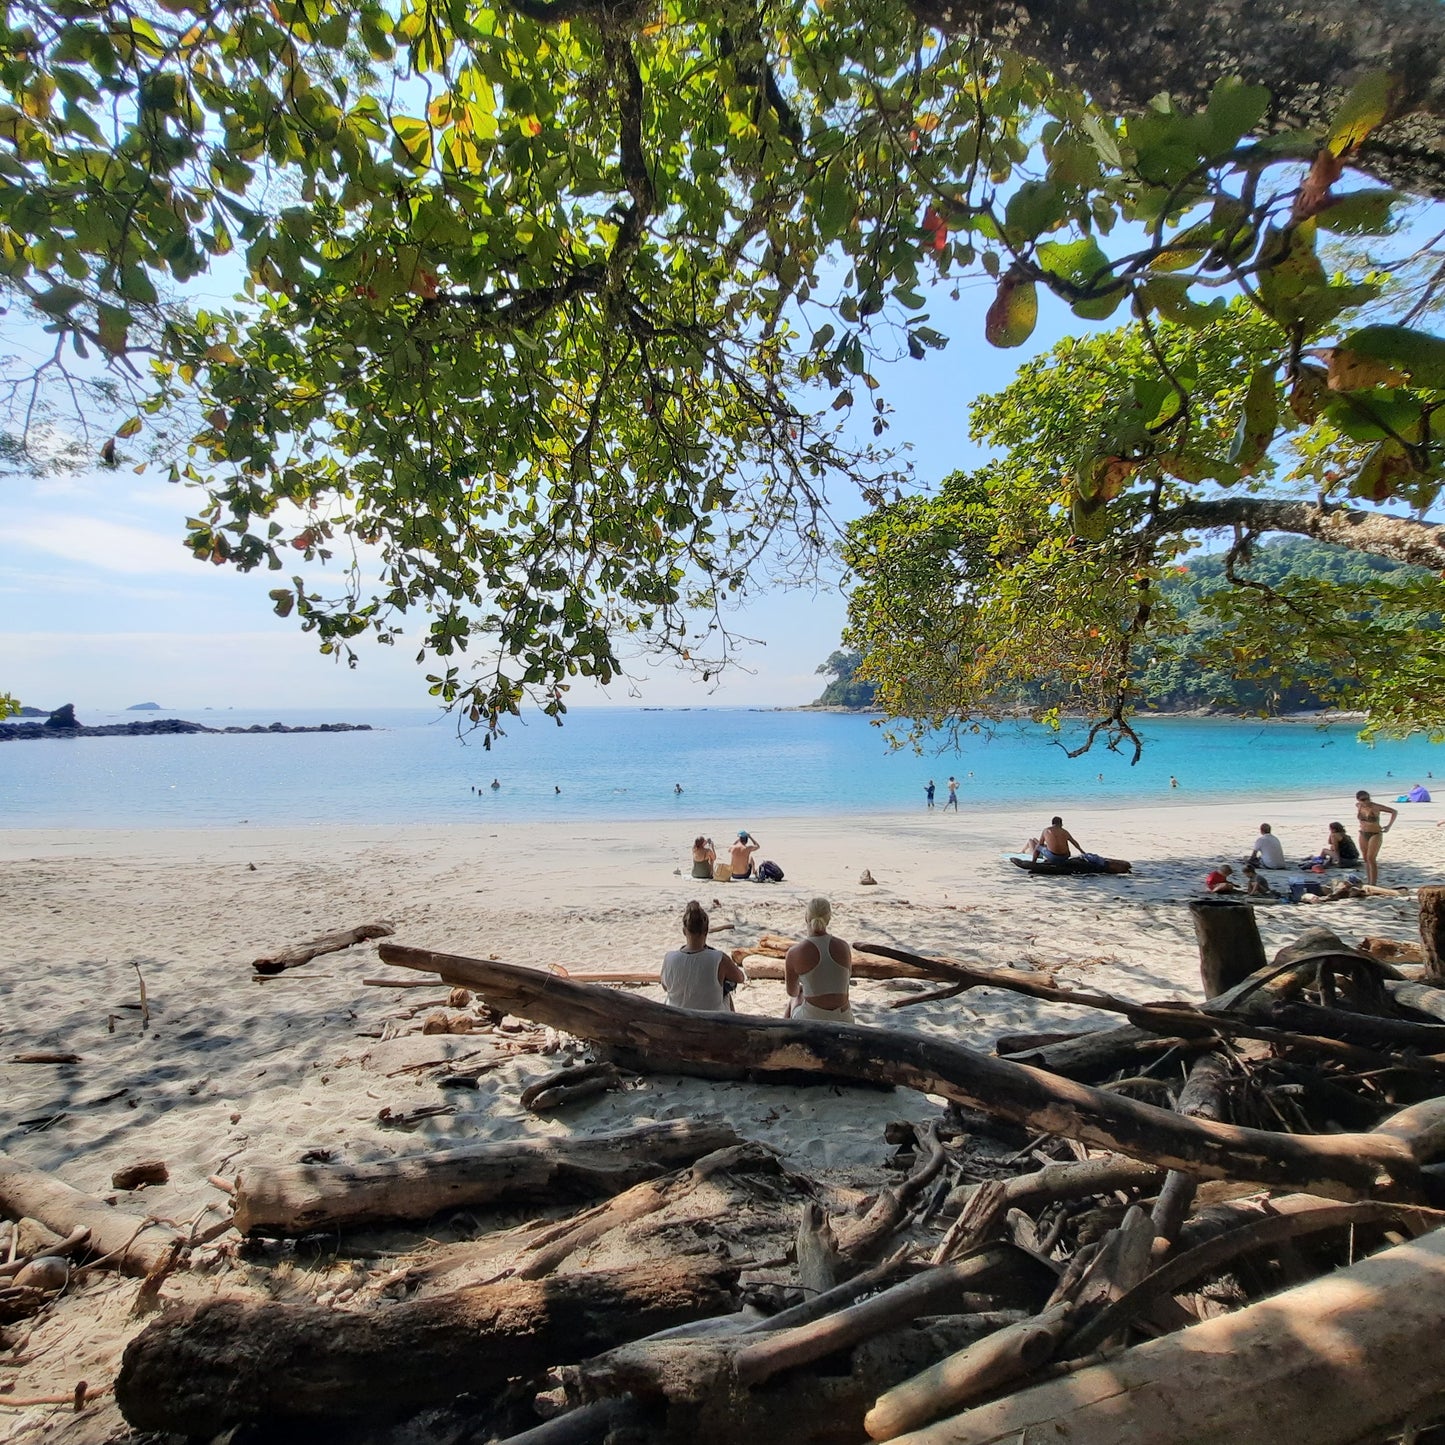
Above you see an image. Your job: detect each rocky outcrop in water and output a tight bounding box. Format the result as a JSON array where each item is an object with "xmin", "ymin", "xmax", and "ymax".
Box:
[{"xmin": 0, "ymin": 705, "xmax": 373, "ymax": 741}]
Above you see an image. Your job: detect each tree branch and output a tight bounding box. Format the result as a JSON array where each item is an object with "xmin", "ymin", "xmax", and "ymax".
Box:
[{"xmin": 1141, "ymin": 496, "xmax": 1445, "ymax": 572}]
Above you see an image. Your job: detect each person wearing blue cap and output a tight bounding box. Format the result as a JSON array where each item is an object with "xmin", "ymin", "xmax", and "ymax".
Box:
[{"xmin": 729, "ymin": 830, "xmax": 760, "ymax": 881}]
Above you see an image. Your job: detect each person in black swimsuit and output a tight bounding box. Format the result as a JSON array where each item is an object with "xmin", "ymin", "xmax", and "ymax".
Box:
[{"xmin": 1355, "ymin": 791, "xmax": 1398, "ymax": 886}]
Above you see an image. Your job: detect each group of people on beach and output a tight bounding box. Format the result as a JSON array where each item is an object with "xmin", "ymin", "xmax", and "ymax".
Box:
[
  {"xmin": 661, "ymin": 897, "xmax": 853, "ymax": 1023},
  {"xmin": 687, "ymin": 838, "xmax": 780, "ymax": 878},
  {"xmin": 1206, "ymin": 791, "xmax": 1402, "ymax": 896}
]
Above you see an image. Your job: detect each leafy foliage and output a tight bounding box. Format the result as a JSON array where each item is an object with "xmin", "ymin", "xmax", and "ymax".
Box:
[
  {"xmin": 0, "ymin": 0, "xmax": 1442, "ymax": 731},
  {"xmin": 843, "ymin": 314, "xmax": 1445, "ymax": 757},
  {"xmin": 1137, "ymin": 539, "xmax": 1436, "ymax": 717}
]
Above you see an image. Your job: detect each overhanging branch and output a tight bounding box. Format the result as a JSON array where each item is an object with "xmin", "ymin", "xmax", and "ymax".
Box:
[{"xmin": 1142, "ymin": 496, "xmax": 1445, "ymax": 572}]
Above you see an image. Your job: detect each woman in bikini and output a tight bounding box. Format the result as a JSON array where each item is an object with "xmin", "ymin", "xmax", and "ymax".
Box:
[
  {"xmin": 1355, "ymin": 791, "xmax": 1399, "ymax": 886},
  {"xmin": 784, "ymin": 897, "xmax": 854, "ymax": 1023}
]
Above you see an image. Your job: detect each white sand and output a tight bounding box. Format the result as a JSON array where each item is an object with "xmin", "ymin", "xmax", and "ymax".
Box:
[{"xmin": 0, "ymin": 793, "xmax": 1438, "ymax": 1439}]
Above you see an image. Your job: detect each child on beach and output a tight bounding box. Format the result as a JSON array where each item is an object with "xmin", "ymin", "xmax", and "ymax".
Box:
[{"xmin": 1205, "ymin": 864, "xmax": 1239, "ymax": 893}]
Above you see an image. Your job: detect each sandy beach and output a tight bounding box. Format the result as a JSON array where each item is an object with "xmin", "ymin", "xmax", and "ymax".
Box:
[{"xmin": 0, "ymin": 792, "xmax": 1439, "ymax": 1441}]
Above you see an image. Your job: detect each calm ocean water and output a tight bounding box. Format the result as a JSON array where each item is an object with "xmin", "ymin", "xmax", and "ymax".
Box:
[{"xmin": 2, "ymin": 707, "xmax": 1443, "ymax": 829}]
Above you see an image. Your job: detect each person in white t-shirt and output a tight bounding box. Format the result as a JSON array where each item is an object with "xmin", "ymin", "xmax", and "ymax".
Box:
[
  {"xmin": 661, "ymin": 901, "xmax": 746, "ymax": 1011},
  {"xmin": 1248, "ymin": 822, "xmax": 1286, "ymax": 870}
]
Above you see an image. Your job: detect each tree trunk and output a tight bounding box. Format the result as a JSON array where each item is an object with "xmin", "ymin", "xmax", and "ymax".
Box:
[
  {"xmin": 377, "ymin": 946, "xmax": 1423, "ymax": 1201},
  {"xmin": 0, "ymin": 1150, "xmax": 184, "ymax": 1278},
  {"xmin": 883, "ymin": 1225, "xmax": 1445, "ymax": 1445},
  {"xmin": 115, "ymin": 1256, "xmax": 742, "ymax": 1435},
  {"xmin": 1190, "ymin": 900, "xmax": 1266, "ymax": 999},
  {"xmin": 1420, "ymin": 886, "xmax": 1445, "ymax": 985},
  {"xmin": 231, "ymin": 1119, "xmax": 742, "ymax": 1236}
]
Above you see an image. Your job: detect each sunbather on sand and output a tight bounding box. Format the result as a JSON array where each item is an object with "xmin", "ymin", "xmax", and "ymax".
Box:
[{"xmin": 785, "ymin": 897, "xmax": 854, "ymax": 1024}]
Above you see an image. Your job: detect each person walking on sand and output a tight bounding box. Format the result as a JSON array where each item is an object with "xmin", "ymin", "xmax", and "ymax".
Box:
[
  {"xmin": 1356, "ymin": 790, "xmax": 1399, "ymax": 886},
  {"xmin": 925, "ymin": 779, "xmax": 936, "ymax": 810},
  {"xmin": 785, "ymin": 897, "xmax": 854, "ymax": 1023},
  {"xmin": 945, "ymin": 776, "xmax": 959, "ymax": 811},
  {"xmin": 661, "ymin": 901, "xmax": 745, "ymax": 1011}
]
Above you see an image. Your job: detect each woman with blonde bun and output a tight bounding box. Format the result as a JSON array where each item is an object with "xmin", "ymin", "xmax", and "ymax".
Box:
[{"xmin": 785, "ymin": 897, "xmax": 853, "ymax": 1023}]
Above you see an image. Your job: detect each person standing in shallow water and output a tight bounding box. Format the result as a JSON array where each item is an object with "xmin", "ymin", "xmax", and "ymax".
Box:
[
  {"xmin": 1355, "ymin": 790, "xmax": 1399, "ymax": 887},
  {"xmin": 925, "ymin": 779, "xmax": 935, "ymax": 810},
  {"xmin": 945, "ymin": 776, "xmax": 959, "ymax": 811}
]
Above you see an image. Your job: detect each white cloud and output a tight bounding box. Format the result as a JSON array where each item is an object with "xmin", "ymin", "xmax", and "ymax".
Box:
[{"xmin": 7, "ymin": 515, "xmax": 200, "ymax": 576}]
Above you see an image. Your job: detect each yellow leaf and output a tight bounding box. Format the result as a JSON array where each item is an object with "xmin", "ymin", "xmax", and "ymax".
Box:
[{"xmin": 116, "ymin": 416, "xmax": 143, "ymax": 438}]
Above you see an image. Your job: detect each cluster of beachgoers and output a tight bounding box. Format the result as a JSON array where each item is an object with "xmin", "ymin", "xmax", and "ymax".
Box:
[{"xmin": 1200, "ymin": 789, "xmax": 1425, "ymax": 901}]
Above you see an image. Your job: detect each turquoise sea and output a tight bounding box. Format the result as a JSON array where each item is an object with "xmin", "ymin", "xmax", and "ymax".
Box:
[{"xmin": 1, "ymin": 706, "xmax": 1443, "ymax": 829}]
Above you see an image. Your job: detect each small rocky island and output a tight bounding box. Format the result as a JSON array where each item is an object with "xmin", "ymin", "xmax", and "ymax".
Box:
[{"xmin": 0, "ymin": 704, "xmax": 373, "ymax": 741}]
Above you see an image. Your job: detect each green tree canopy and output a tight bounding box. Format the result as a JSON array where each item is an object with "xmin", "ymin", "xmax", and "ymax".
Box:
[
  {"xmin": 1, "ymin": 0, "xmax": 1444, "ymax": 734},
  {"xmin": 843, "ymin": 309, "xmax": 1445, "ymax": 757}
]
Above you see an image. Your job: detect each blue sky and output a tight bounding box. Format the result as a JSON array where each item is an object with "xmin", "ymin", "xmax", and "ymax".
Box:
[{"xmin": 0, "ymin": 265, "xmax": 1091, "ymax": 716}]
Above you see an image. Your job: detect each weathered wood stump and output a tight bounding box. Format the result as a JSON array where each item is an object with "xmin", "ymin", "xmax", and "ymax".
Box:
[{"xmin": 1189, "ymin": 898, "xmax": 1266, "ymax": 998}]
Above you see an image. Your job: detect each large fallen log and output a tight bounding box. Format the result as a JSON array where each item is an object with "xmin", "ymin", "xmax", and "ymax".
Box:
[
  {"xmin": 252, "ymin": 920, "xmax": 394, "ymax": 975},
  {"xmin": 0, "ymin": 1150, "xmax": 184, "ymax": 1277},
  {"xmin": 116, "ymin": 1256, "xmax": 743, "ymax": 1435},
  {"xmin": 883, "ymin": 1225, "xmax": 1445, "ymax": 1445},
  {"xmin": 231, "ymin": 1119, "xmax": 743, "ymax": 1236},
  {"xmin": 377, "ymin": 946, "xmax": 1425, "ymax": 1201}
]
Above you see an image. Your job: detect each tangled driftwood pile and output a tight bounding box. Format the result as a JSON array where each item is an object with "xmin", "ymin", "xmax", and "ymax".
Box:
[{"xmin": 11, "ymin": 896, "xmax": 1445, "ymax": 1441}]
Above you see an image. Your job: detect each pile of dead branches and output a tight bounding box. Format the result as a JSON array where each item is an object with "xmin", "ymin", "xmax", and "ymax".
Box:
[{"xmin": 100, "ymin": 905, "xmax": 1445, "ymax": 1444}]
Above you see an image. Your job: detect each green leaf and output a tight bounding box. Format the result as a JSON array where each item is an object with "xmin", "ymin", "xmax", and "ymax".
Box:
[
  {"xmin": 1228, "ymin": 365, "xmax": 1278, "ymax": 472},
  {"xmin": 1328, "ymin": 72, "xmax": 1395, "ymax": 156},
  {"xmin": 984, "ymin": 274, "xmax": 1037, "ymax": 348},
  {"xmin": 1351, "ymin": 437, "xmax": 1414, "ymax": 502},
  {"xmin": 1332, "ymin": 325, "xmax": 1445, "ymax": 391},
  {"xmin": 1204, "ymin": 78, "xmax": 1271, "ymax": 153},
  {"xmin": 1003, "ymin": 180, "xmax": 1062, "ymax": 244},
  {"xmin": 1316, "ymin": 188, "xmax": 1402, "ymax": 235},
  {"xmin": 97, "ymin": 302, "xmax": 129, "ymax": 355},
  {"xmin": 390, "ymin": 115, "xmax": 433, "ymax": 170}
]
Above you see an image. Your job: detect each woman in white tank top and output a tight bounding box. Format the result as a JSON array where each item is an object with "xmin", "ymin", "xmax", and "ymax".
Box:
[
  {"xmin": 785, "ymin": 897, "xmax": 853, "ymax": 1023},
  {"xmin": 661, "ymin": 900, "xmax": 746, "ymax": 1011}
]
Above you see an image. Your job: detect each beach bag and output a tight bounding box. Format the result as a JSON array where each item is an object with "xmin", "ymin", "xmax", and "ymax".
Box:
[
  {"xmin": 758, "ymin": 859, "xmax": 784, "ymax": 882},
  {"xmin": 713, "ymin": 860, "xmax": 733, "ymax": 882}
]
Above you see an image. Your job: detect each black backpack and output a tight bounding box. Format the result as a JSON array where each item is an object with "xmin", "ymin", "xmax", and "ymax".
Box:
[{"xmin": 757, "ymin": 859, "xmax": 784, "ymax": 883}]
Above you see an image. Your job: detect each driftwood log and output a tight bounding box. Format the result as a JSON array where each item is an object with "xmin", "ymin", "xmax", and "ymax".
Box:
[
  {"xmin": 1386, "ymin": 977, "xmax": 1445, "ymax": 1023},
  {"xmin": 231, "ymin": 1119, "xmax": 743, "ymax": 1236},
  {"xmin": 1422, "ymin": 886, "xmax": 1445, "ymax": 986},
  {"xmin": 864, "ymin": 1303, "xmax": 1073, "ymax": 1441},
  {"xmin": 0, "ymin": 1150, "xmax": 183, "ymax": 1277},
  {"xmin": 252, "ymin": 920, "xmax": 395, "ymax": 975},
  {"xmin": 1188, "ymin": 898, "xmax": 1266, "ymax": 997},
  {"xmin": 377, "ymin": 946, "xmax": 1427, "ymax": 1200},
  {"xmin": 883, "ymin": 1225, "xmax": 1445, "ymax": 1445},
  {"xmin": 998, "ymin": 1025, "xmax": 1205, "ymax": 1082},
  {"xmin": 116, "ymin": 1256, "xmax": 743, "ymax": 1435}
]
